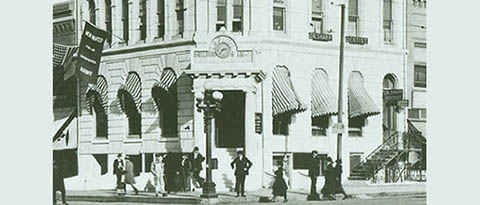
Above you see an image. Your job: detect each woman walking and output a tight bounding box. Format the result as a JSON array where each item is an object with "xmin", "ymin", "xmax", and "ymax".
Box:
[
  {"xmin": 151, "ymin": 154, "xmax": 167, "ymax": 197},
  {"xmin": 271, "ymin": 162, "xmax": 288, "ymax": 202},
  {"xmin": 124, "ymin": 156, "xmax": 139, "ymax": 195},
  {"xmin": 321, "ymin": 157, "xmax": 336, "ymax": 200}
]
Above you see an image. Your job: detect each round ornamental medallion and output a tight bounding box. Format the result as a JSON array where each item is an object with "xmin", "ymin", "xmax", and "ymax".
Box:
[
  {"xmin": 214, "ymin": 43, "xmax": 231, "ymax": 59},
  {"xmin": 210, "ymin": 35, "xmax": 237, "ymax": 59}
]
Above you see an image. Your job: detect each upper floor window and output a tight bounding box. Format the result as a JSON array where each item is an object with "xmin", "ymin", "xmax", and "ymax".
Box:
[
  {"xmin": 176, "ymin": 0, "xmax": 185, "ymax": 36},
  {"xmin": 217, "ymin": 0, "xmax": 227, "ymax": 31},
  {"xmin": 273, "ymin": 0, "xmax": 286, "ymax": 32},
  {"xmin": 383, "ymin": 0, "xmax": 393, "ymax": 42},
  {"xmin": 105, "ymin": 0, "xmax": 112, "ymax": 45},
  {"xmin": 348, "ymin": 116, "xmax": 365, "ymax": 137},
  {"xmin": 311, "ymin": 0, "xmax": 323, "ymax": 33},
  {"xmin": 122, "ymin": 0, "xmax": 129, "ymax": 42},
  {"xmin": 273, "ymin": 114, "xmax": 290, "ymax": 135},
  {"xmin": 139, "ymin": 0, "xmax": 147, "ymax": 41},
  {"xmin": 348, "ymin": 0, "xmax": 359, "ymax": 36},
  {"xmin": 157, "ymin": 0, "xmax": 165, "ymax": 38},
  {"xmin": 232, "ymin": 0, "xmax": 243, "ymax": 32},
  {"xmin": 414, "ymin": 64, "xmax": 426, "ymax": 88},
  {"xmin": 88, "ymin": 0, "xmax": 96, "ymax": 25},
  {"xmin": 312, "ymin": 116, "xmax": 328, "ymax": 136}
]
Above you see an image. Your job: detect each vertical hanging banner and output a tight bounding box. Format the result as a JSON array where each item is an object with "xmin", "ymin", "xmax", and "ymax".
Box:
[{"xmin": 76, "ymin": 21, "xmax": 108, "ymax": 84}]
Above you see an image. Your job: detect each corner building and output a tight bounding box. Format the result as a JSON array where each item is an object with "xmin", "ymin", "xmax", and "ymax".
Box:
[{"xmin": 69, "ymin": 0, "xmax": 408, "ymax": 191}]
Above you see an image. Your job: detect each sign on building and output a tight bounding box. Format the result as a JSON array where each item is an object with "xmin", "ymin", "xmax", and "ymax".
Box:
[
  {"xmin": 383, "ymin": 89, "xmax": 403, "ymax": 105},
  {"xmin": 255, "ymin": 112, "xmax": 262, "ymax": 134},
  {"xmin": 76, "ymin": 21, "xmax": 108, "ymax": 84}
]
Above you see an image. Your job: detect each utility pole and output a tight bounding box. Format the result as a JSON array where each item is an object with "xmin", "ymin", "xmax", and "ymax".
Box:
[{"xmin": 336, "ymin": 4, "xmax": 346, "ymax": 161}]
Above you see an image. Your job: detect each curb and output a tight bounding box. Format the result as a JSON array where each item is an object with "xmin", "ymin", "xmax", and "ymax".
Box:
[
  {"xmin": 354, "ymin": 191, "xmax": 426, "ymax": 199},
  {"xmin": 66, "ymin": 195, "xmax": 202, "ymax": 204}
]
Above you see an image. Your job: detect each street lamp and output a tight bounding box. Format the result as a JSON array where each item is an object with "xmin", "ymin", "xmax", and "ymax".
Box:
[{"xmin": 195, "ymin": 89, "xmax": 223, "ymax": 198}]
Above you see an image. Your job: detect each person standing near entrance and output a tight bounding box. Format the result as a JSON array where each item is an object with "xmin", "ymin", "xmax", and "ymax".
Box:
[
  {"xmin": 151, "ymin": 154, "xmax": 166, "ymax": 197},
  {"xmin": 179, "ymin": 154, "xmax": 192, "ymax": 192},
  {"xmin": 191, "ymin": 147, "xmax": 205, "ymax": 189},
  {"xmin": 307, "ymin": 150, "xmax": 320, "ymax": 198},
  {"xmin": 113, "ymin": 153, "xmax": 125, "ymax": 191},
  {"xmin": 230, "ymin": 150, "xmax": 253, "ymax": 197},
  {"xmin": 53, "ymin": 160, "xmax": 68, "ymax": 205},
  {"xmin": 124, "ymin": 156, "xmax": 139, "ymax": 195},
  {"xmin": 333, "ymin": 159, "xmax": 350, "ymax": 199}
]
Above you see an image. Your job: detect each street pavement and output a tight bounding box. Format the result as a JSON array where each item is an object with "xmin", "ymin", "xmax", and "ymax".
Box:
[{"xmin": 66, "ymin": 194, "xmax": 426, "ymax": 205}]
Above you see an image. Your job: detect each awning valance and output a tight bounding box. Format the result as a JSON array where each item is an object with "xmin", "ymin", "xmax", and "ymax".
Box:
[
  {"xmin": 86, "ymin": 76, "xmax": 108, "ymax": 113},
  {"xmin": 272, "ymin": 65, "xmax": 307, "ymax": 116},
  {"xmin": 118, "ymin": 73, "xmax": 142, "ymax": 114},
  {"xmin": 312, "ymin": 69, "xmax": 337, "ymax": 117},
  {"xmin": 348, "ymin": 72, "xmax": 380, "ymax": 118},
  {"xmin": 53, "ymin": 43, "xmax": 78, "ymax": 68},
  {"xmin": 53, "ymin": 107, "xmax": 78, "ymax": 150},
  {"xmin": 152, "ymin": 68, "xmax": 177, "ymax": 95}
]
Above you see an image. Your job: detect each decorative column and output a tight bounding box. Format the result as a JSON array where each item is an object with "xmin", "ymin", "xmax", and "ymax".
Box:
[{"xmin": 244, "ymin": 89, "xmax": 262, "ymax": 190}]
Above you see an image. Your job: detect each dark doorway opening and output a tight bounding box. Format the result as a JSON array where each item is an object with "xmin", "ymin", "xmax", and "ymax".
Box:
[{"xmin": 215, "ymin": 91, "xmax": 245, "ymax": 148}]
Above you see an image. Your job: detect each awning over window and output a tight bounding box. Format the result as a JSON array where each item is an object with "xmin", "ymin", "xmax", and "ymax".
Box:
[
  {"xmin": 152, "ymin": 68, "xmax": 177, "ymax": 94},
  {"xmin": 311, "ymin": 69, "xmax": 337, "ymax": 117},
  {"xmin": 118, "ymin": 73, "xmax": 142, "ymax": 114},
  {"xmin": 53, "ymin": 107, "xmax": 78, "ymax": 150},
  {"xmin": 272, "ymin": 65, "xmax": 307, "ymax": 116},
  {"xmin": 348, "ymin": 72, "xmax": 380, "ymax": 118},
  {"xmin": 86, "ymin": 76, "xmax": 108, "ymax": 113},
  {"xmin": 53, "ymin": 43, "xmax": 78, "ymax": 68}
]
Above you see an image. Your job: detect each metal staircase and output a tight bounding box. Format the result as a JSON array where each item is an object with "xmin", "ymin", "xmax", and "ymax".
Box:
[{"xmin": 348, "ymin": 131, "xmax": 405, "ymax": 181}]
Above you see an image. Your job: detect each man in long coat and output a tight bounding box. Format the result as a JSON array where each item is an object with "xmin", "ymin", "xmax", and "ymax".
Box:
[
  {"xmin": 308, "ymin": 150, "xmax": 320, "ymax": 197},
  {"xmin": 124, "ymin": 156, "xmax": 139, "ymax": 195},
  {"xmin": 179, "ymin": 154, "xmax": 192, "ymax": 192},
  {"xmin": 333, "ymin": 159, "xmax": 350, "ymax": 199},
  {"xmin": 113, "ymin": 154, "xmax": 125, "ymax": 190},
  {"xmin": 191, "ymin": 147, "xmax": 205, "ymax": 189},
  {"xmin": 230, "ymin": 150, "xmax": 253, "ymax": 197},
  {"xmin": 321, "ymin": 157, "xmax": 336, "ymax": 200}
]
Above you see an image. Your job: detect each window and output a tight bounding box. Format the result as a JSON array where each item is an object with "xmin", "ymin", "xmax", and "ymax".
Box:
[
  {"xmin": 123, "ymin": 93, "xmax": 141, "ymax": 137},
  {"xmin": 88, "ymin": 0, "xmax": 96, "ymax": 25},
  {"xmin": 216, "ymin": 0, "xmax": 226, "ymax": 31},
  {"xmin": 414, "ymin": 65, "xmax": 426, "ymax": 88},
  {"xmin": 312, "ymin": 116, "xmax": 329, "ymax": 136},
  {"xmin": 176, "ymin": 0, "xmax": 185, "ymax": 36},
  {"xmin": 139, "ymin": 0, "xmax": 147, "ymax": 41},
  {"xmin": 408, "ymin": 108, "xmax": 426, "ymax": 120},
  {"xmin": 311, "ymin": 0, "xmax": 323, "ymax": 33},
  {"xmin": 383, "ymin": 0, "xmax": 393, "ymax": 42},
  {"xmin": 232, "ymin": 0, "xmax": 243, "ymax": 32},
  {"xmin": 122, "ymin": 0, "xmax": 129, "ymax": 42},
  {"xmin": 157, "ymin": 0, "xmax": 165, "ymax": 38},
  {"xmin": 273, "ymin": 7, "xmax": 285, "ymax": 31},
  {"xmin": 93, "ymin": 154, "xmax": 108, "ymax": 175},
  {"xmin": 292, "ymin": 153, "xmax": 328, "ymax": 175},
  {"xmin": 159, "ymin": 87, "xmax": 178, "ymax": 137},
  {"xmin": 348, "ymin": 116, "xmax": 365, "ymax": 136},
  {"xmin": 273, "ymin": 114, "xmax": 290, "ymax": 135},
  {"xmin": 93, "ymin": 102, "xmax": 108, "ymax": 138},
  {"xmin": 105, "ymin": 0, "xmax": 112, "ymax": 45},
  {"xmin": 414, "ymin": 42, "xmax": 426, "ymax": 48},
  {"xmin": 348, "ymin": 0, "xmax": 359, "ymax": 36}
]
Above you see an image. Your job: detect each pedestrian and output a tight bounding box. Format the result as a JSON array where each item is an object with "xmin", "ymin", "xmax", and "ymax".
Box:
[
  {"xmin": 124, "ymin": 156, "xmax": 139, "ymax": 195},
  {"xmin": 320, "ymin": 157, "xmax": 336, "ymax": 200},
  {"xmin": 53, "ymin": 160, "xmax": 68, "ymax": 205},
  {"xmin": 230, "ymin": 150, "xmax": 253, "ymax": 197},
  {"xmin": 179, "ymin": 154, "xmax": 192, "ymax": 192},
  {"xmin": 333, "ymin": 159, "xmax": 350, "ymax": 199},
  {"xmin": 113, "ymin": 153, "xmax": 125, "ymax": 191},
  {"xmin": 270, "ymin": 161, "xmax": 288, "ymax": 202},
  {"xmin": 307, "ymin": 150, "xmax": 320, "ymax": 198},
  {"xmin": 191, "ymin": 147, "xmax": 205, "ymax": 189},
  {"xmin": 163, "ymin": 152, "xmax": 178, "ymax": 194},
  {"xmin": 151, "ymin": 153, "xmax": 167, "ymax": 197}
]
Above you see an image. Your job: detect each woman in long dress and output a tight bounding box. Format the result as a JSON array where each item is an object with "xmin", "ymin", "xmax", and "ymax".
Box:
[
  {"xmin": 321, "ymin": 157, "xmax": 336, "ymax": 200},
  {"xmin": 151, "ymin": 154, "xmax": 167, "ymax": 197},
  {"xmin": 124, "ymin": 156, "xmax": 139, "ymax": 195},
  {"xmin": 271, "ymin": 162, "xmax": 288, "ymax": 202}
]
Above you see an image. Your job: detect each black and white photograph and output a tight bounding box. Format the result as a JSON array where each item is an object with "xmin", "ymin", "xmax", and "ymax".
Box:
[{"xmin": 49, "ymin": 0, "xmax": 428, "ymax": 204}]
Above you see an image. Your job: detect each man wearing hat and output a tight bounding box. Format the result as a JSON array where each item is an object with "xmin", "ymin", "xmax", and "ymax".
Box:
[
  {"xmin": 307, "ymin": 150, "xmax": 320, "ymax": 198},
  {"xmin": 230, "ymin": 150, "xmax": 253, "ymax": 197},
  {"xmin": 334, "ymin": 159, "xmax": 350, "ymax": 199},
  {"xmin": 321, "ymin": 156, "xmax": 336, "ymax": 200}
]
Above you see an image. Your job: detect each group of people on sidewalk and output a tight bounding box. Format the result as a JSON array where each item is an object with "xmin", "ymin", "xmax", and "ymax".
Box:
[
  {"xmin": 113, "ymin": 147, "xmax": 207, "ymax": 197},
  {"xmin": 309, "ymin": 150, "xmax": 350, "ymax": 200}
]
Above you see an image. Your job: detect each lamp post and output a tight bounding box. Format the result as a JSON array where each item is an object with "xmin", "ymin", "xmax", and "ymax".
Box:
[{"xmin": 195, "ymin": 89, "xmax": 223, "ymax": 198}]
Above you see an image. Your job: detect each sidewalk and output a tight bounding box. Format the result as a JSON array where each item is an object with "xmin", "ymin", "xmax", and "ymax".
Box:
[{"xmin": 65, "ymin": 182, "xmax": 426, "ymax": 204}]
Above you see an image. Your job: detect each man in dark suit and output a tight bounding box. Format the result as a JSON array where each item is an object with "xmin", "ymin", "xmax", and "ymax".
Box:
[
  {"xmin": 113, "ymin": 153, "xmax": 125, "ymax": 190},
  {"xmin": 230, "ymin": 150, "xmax": 253, "ymax": 197},
  {"xmin": 191, "ymin": 147, "xmax": 205, "ymax": 189},
  {"xmin": 179, "ymin": 154, "xmax": 192, "ymax": 192},
  {"xmin": 308, "ymin": 150, "xmax": 320, "ymax": 197}
]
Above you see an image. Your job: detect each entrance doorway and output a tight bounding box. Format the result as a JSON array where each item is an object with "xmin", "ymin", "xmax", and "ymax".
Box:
[
  {"xmin": 215, "ymin": 91, "xmax": 245, "ymax": 148},
  {"xmin": 383, "ymin": 75, "xmax": 397, "ymax": 142}
]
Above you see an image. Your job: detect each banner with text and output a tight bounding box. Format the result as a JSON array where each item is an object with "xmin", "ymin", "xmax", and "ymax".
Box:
[{"xmin": 76, "ymin": 21, "xmax": 108, "ymax": 84}]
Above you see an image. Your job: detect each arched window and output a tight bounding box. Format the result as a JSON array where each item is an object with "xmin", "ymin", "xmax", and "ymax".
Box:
[
  {"xmin": 383, "ymin": 74, "xmax": 396, "ymax": 90},
  {"xmin": 118, "ymin": 72, "xmax": 142, "ymax": 137},
  {"xmin": 105, "ymin": 0, "xmax": 112, "ymax": 45},
  {"xmin": 152, "ymin": 68, "xmax": 178, "ymax": 137},
  {"xmin": 86, "ymin": 76, "xmax": 108, "ymax": 138},
  {"xmin": 88, "ymin": 0, "xmax": 96, "ymax": 25}
]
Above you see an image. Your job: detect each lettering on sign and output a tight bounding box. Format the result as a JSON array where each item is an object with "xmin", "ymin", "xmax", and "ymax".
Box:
[
  {"xmin": 383, "ymin": 89, "xmax": 403, "ymax": 105},
  {"xmin": 255, "ymin": 112, "xmax": 262, "ymax": 134},
  {"xmin": 345, "ymin": 36, "xmax": 369, "ymax": 45},
  {"xmin": 309, "ymin": 32, "xmax": 333, "ymax": 42}
]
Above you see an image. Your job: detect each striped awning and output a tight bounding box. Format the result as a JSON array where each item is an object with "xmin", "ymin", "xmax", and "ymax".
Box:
[
  {"xmin": 118, "ymin": 73, "xmax": 142, "ymax": 114},
  {"xmin": 311, "ymin": 69, "xmax": 337, "ymax": 117},
  {"xmin": 152, "ymin": 68, "xmax": 177, "ymax": 94},
  {"xmin": 348, "ymin": 72, "xmax": 380, "ymax": 118},
  {"xmin": 53, "ymin": 43, "xmax": 78, "ymax": 68},
  {"xmin": 272, "ymin": 65, "xmax": 307, "ymax": 116},
  {"xmin": 86, "ymin": 76, "xmax": 108, "ymax": 113}
]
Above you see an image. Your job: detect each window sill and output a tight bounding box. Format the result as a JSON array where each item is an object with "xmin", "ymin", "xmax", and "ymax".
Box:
[
  {"xmin": 92, "ymin": 138, "xmax": 109, "ymax": 144},
  {"xmin": 158, "ymin": 137, "xmax": 180, "ymax": 142},
  {"xmin": 124, "ymin": 137, "xmax": 142, "ymax": 143}
]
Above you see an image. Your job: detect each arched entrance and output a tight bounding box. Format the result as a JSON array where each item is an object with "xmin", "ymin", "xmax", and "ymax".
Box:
[{"xmin": 383, "ymin": 74, "xmax": 397, "ymax": 142}]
